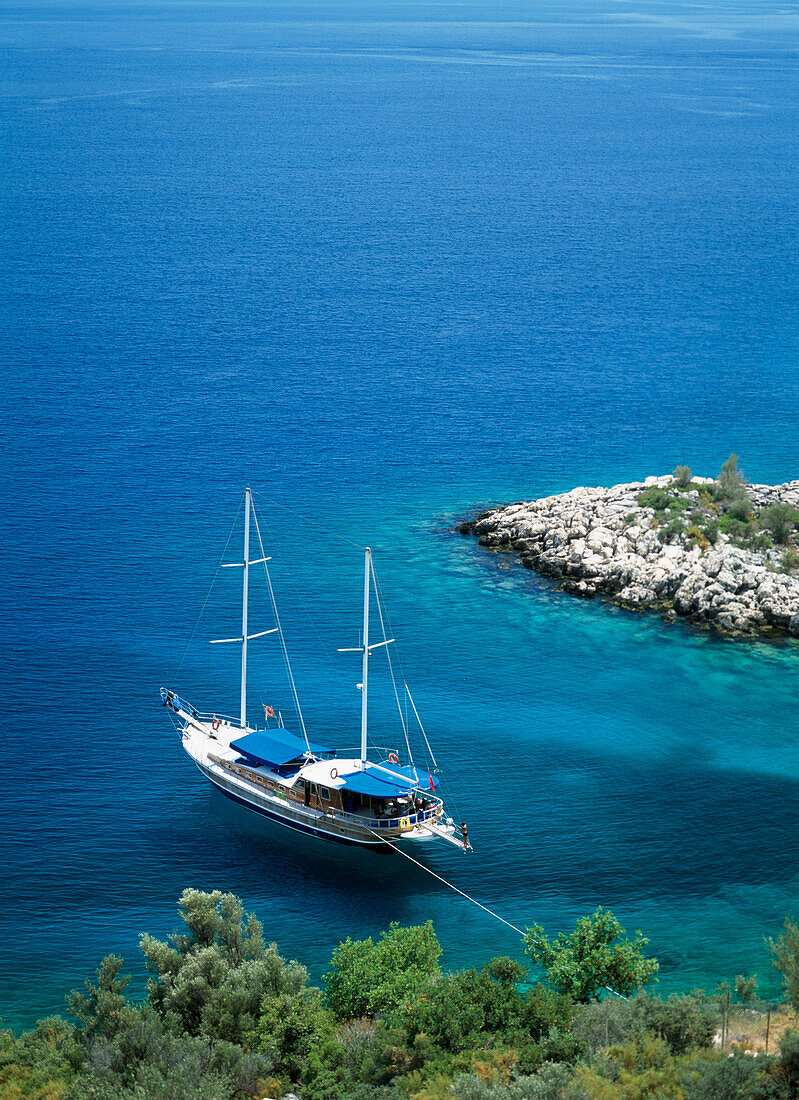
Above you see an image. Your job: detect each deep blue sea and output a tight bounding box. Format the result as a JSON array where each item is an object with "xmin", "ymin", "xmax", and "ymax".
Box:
[{"xmin": 2, "ymin": 0, "xmax": 799, "ymax": 1031}]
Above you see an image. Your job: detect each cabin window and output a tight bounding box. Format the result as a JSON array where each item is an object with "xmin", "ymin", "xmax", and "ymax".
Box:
[
  {"xmin": 296, "ymin": 779, "xmax": 305, "ymax": 792},
  {"xmin": 320, "ymin": 786, "xmax": 330, "ymax": 801}
]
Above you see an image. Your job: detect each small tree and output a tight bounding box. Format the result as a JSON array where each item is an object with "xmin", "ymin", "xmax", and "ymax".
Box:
[
  {"xmin": 734, "ymin": 974, "xmax": 757, "ymax": 1003},
  {"xmin": 66, "ymin": 955, "xmax": 131, "ymax": 1040},
  {"xmin": 324, "ymin": 921, "xmax": 442, "ymax": 1020},
  {"xmin": 716, "ymin": 453, "xmax": 747, "ymax": 499},
  {"xmin": 769, "ymin": 917, "xmax": 799, "ymax": 1010},
  {"xmin": 760, "ymin": 503, "xmax": 799, "ymax": 545},
  {"xmin": 673, "ymin": 465, "xmax": 693, "ymax": 487},
  {"xmin": 523, "ymin": 908, "xmax": 658, "ymax": 1003},
  {"xmin": 140, "ymin": 889, "xmax": 307, "ymax": 1043}
]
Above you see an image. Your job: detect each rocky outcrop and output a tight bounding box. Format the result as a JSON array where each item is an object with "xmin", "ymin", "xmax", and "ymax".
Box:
[{"xmin": 459, "ymin": 476, "xmax": 799, "ymax": 637}]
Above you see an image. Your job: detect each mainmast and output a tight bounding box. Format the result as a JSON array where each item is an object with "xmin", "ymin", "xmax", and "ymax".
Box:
[
  {"xmin": 212, "ymin": 487, "xmax": 276, "ymax": 728},
  {"xmin": 360, "ymin": 547, "xmax": 371, "ymax": 765},
  {"xmin": 240, "ymin": 487, "xmax": 251, "ymax": 728}
]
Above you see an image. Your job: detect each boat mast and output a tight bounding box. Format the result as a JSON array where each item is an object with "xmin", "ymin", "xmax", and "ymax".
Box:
[
  {"xmin": 240, "ymin": 487, "xmax": 251, "ymax": 728},
  {"xmin": 360, "ymin": 547, "xmax": 371, "ymax": 765}
]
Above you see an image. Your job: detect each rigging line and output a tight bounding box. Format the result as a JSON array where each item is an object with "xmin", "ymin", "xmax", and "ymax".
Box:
[
  {"xmin": 255, "ymin": 511, "xmax": 361, "ymax": 728},
  {"xmin": 251, "ymin": 503, "xmax": 310, "ymax": 750},
  {"xmin": 369, "ymin": 830, "xmax": 525, "ymax": 938},
  {"xmin": 250, "ymin": 490, "xmax": 364, "ymax": 551},
  {"xmin": 170, "ymin": 498, "xmax": 243, "ymax": 688},
  {"xmin": 369, "ymin": 556, "xmax": 414, "ymax": 769},
  {"xmin": 404, "ymin": 682, "xmax": 438, "ymax": 770}
]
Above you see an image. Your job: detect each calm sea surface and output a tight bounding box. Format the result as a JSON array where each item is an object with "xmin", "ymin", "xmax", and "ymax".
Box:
[{"xmin": 2, "ymin": 0, "xmax": 799, "ymax": 1030}]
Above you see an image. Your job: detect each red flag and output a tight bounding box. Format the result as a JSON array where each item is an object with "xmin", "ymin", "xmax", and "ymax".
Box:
[
  {"xmin": 428, "ymin": 770, "xmax": 435, "ymax": 791},
  {"xmin": 263, "ymin": 705, "xmax": 274, "ymax": 719}
]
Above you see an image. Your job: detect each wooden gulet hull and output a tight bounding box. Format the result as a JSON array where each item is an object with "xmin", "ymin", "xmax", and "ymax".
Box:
[{"xmin": 196, "ymin": 759, "xmax": 397, "ymax": 850}]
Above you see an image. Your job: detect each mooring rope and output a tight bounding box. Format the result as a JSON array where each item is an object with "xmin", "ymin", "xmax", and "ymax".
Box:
[
  {"xmin": 369, "ymin": 830, "xmax": 629, "ymax": 1001},
  {"xmin": 369, "ymin": 830, "xmax": 525, "ymax": 937}
]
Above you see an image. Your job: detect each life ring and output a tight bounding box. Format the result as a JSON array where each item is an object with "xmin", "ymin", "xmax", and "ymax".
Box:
[
  {"xmin": 330, "ymin": 767, "xmax": 338, "ymax": 780},
  {"xmin": 388, "ymin": 753, "xmax": 399, "ymax": 765},
  {"xmin": 212, "ymin": 718, "xmax": 220, "ymax": 731},
  {"xmin": 399, "ymin": 816, "xmax": 410, "ymax": 831}
]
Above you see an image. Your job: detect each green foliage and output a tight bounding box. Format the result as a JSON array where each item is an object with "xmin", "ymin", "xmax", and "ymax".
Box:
[
  {"xmin": 0, "ymin": 1016, "xmax": 82, "ymax": 1098},
  {"xmin": 524, "ymin": 908, "xmax": 659, "ymax": 1003},
  {"xmin": 673, "ymin": 465, "xmax": 693, "ymax": 488},
  {"xmin": 782, "ymin": 547, "xmax": 799, "ymax": 574},
  {"xmin": 716, "ymin": 453, "xmax": 747, "ymax": 500},
  {"xmin": 660, "ymin": 515, "xmax": 686, "ymax": 543},
  {"xmin": 779, "ymin": 1028, "xmax": 799, "ymax": 1099},
  {"xmin": 719, "ymin": 514, "xmax": 752, "ymax": 542},
  {"xmin": 770, "ymin": 917, "xmax": 799, "ymax": 1010},
  {"xmin": 634, "ymin": 993, "xmax": 715, "ymax": 1055},
  {"xmin": 761, "ymin": 503, "xmax": 799, "ymax": 545},
  {"xmin": 140, "ymin": 888, "xmax": 307, "ymax": 1043},
  {"xmin": 688, "ymin": 1051, "xmax": 784, "ymax": 1099},
  {"xmin": 734, "ymin": 974, "xmax": 758, "ymax": 1003},
  {"xmin": 451, "ymin": 1061, "xmax": 578, "ymax": 1099},
  {"xmin": 571, "ymin": 991, "xmax": 714, "ymax": 1058},
  {"xmin": 76, "ymin": 1004, "xmax": 271, "ymax": 1100},
  {"xmin": 727, "ymin": 495, "xmax": 754, "ymax": 522},
  {"xmin": 324, "ymin": 921, "xmax": 441, "ymax": 1020},
  {"xmin": 637, "ymin": 487, "xmax": 674, "ymax": 512},
  {"xmin": 65, "ymin": 955, "xmax": 131, "ymax": 1040},
  {"xmin": 251, "ymin": 988, "xmax": 338, "ymax": 1086}
]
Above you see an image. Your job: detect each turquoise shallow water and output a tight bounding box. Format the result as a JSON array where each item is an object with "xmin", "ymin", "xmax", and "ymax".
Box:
[{"xmin": 2, "ymin": 0, "xmax": 799, "ymax": 1030}]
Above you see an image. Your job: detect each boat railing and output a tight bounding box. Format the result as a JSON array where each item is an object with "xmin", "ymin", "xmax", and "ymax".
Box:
[
  {"xmin": 163, "ymin": 690, "xmax": 246, "ymax": 730},
  {"xmin": 208, "ymin": 753, "xmax": 443, "ymax": 832}
]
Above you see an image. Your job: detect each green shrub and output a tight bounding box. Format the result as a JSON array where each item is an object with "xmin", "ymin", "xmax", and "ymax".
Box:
[
  {"xmin": 734, "ymin": 975, "xmax": 757, "ymax": 1003},
  {"xmin": 673, "ymin": 465, "xmax": 693, "ymax": 487},
  {"xmin": 638, "ymin": 487, "xmax": 674, "ymax": 511},
  {"xmin": 761, "ymin": 503, "xmax": 799, "ymax": 545},
  {"xmin": 727, "ymin": 496, "xmax": 753, "ymax": 522},
  {"xmin": 688, "ymin": 1051, "xmax": 783, "ymax": 1099},
  {"xmin": 719, "ymin": 515, "xmax": 752, "ymax": 542},
  {"xmin": 660, "ymin": 516, "xmax": 686, "ymax": 543},
  {"xmin": 139, "ymin": 889, "xmax": 307, "ymax": 1044},
  {"xmin": 325, "ymin": 922, "xmax": 441, "ymax": 1020},
  {"xmin": 782, "ymin": 547, "xmax": 799, "ymax": 574},
  {"xmin": 524, "ymin": 908, "xmax": 659, "ymax": 1003},
  {"xmin": 769, "ymin": 917, "xmax": 799, "ymax": 1011},
  {"xmin": 716, "ymin": 453, "xmax": 747, "ymax": 500},
  {"xmin": 634, "ymin": 993, "xmax": 715, "ymax": 1054}
]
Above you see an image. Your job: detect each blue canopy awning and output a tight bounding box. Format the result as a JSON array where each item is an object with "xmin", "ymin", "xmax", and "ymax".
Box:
[
  {"xmin": 338, "ymin": 763, "xmax": 438, "ymax": 798},
  {"xmin": 230, "ymin": 730, "xmax": 332, "ymax": 768}
]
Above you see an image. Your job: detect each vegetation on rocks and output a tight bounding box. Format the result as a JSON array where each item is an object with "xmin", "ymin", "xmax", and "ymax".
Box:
[
  {"xmin": 631, "ymin": 456, "xmax": 799, "ymax": 556},
  {"xmin": 3, "ymin": 890, "xmax": 799, "ymax": 1099},
  {"xmin": 460, "ymin": 457, "xmax": 799, "ymax": 636}
]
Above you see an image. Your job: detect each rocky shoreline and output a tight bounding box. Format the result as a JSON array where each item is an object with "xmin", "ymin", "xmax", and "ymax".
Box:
[{"xmin": 459, "ymin": 475, "xmax": 799, "ymax": 637}]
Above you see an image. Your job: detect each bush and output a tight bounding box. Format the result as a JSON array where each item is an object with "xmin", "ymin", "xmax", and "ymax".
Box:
[
  {"xmin": 140, "ymin": 889, "xmax": 307, "ymax": 1043},
  {"xmin": 783, "ymin": 547, "xmax": 799, "ymax": 574},
  {"xmin": 688, "ymin": 1051, "xmax": 784, "ymax": 1099},
  {"xmin": 734, "ymin": 974, "xmax": 758, "ymax": 1002},
  {"xmin": 638, "ymin": 487, "xmax": 674, "ymax": 511},
  {"xmin": 325, "ymin": 922, "xmax": 441, "ymax": 1020},
  {"xmin": 524, "ymin": 908, "xmax": 659, "ymax": 1003},
  {"xmin": 780, "ymin": 1028, "xmax": 799, "ymax": 1099},
  {"xmin": 660, "ymin": 516, "xmax": 686, "ymax": 543},
  {"xmin": 769, "ymin": 917, "xmax": 799, "ymax": 1010},
  {"xmin": 634, "ymin": 992, "xmax": 715, "ymax": 1054},
  {"xmin": 727, "ymin": 496, "xmax": 753, "ymax": 522},
  {"xmin": 673, "ymin": 465, "xmax": 693, "ymax": 487},
  {"xmin": 719, "ymin": 515, "xmax": 752, "ymax": 542},
  {"xmin": 716, "ymin": 453, "xmax": 747, "ymax": 500},
  {"xmin": 761, "ymin": 503, "xmax": 799, "ymax": 545}
]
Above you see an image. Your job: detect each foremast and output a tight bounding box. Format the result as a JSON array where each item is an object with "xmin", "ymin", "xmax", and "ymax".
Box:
[{"xmin": 211, "ymin": 486, "xmax": 276, "ymax": 729}]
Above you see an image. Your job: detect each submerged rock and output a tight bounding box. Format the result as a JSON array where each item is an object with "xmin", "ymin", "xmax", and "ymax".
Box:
[{"xmin": 459, "ymin": 476, "xmax": 799, "ymax": 638}]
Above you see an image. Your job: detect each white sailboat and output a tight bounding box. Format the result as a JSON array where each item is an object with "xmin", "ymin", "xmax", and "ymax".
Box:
[{"xmin": 161, "ymin": 488, "xmax": 469, "ymax": 852}]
